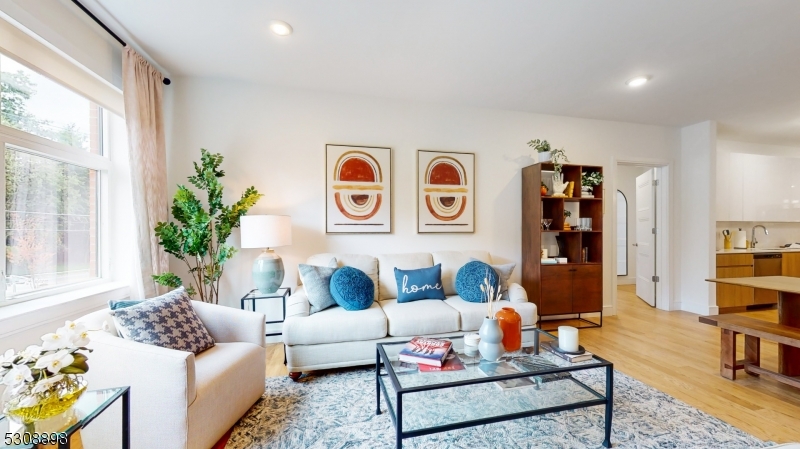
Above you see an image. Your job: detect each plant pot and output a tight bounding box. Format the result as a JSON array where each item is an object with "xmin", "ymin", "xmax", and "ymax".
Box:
[
  {"xmin": 537, "ymin": 151, "xmax": 552, "ymax": 163},
  {"xmin": 2, "ymin": 375, "xmax": 87, "ymax": 424},
  {"xmin": 581, "ymin": 185, "xmax": 594, "ymax": 197},
  {"xmin": 495, "ymin": 307, "xmax": 522, "ymax": 351},
  {"xmin": 478, "ymin": 317, "xmax": 505, "ymax": 361}
]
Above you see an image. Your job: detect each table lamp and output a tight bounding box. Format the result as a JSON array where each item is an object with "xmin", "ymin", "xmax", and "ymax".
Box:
[{"xmin": 240, "ymin": 215, "xmax": 292, "ymax": 294}]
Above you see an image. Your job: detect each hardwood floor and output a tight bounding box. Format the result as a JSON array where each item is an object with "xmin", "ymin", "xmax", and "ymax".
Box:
[{"xmin": 264, "ymin": 285, "xmax": 800, "ymax": 443}]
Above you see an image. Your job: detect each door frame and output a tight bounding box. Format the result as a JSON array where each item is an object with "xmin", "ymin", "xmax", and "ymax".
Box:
[{"xmin": 610, "ymin": 158, "xmax": 672, "ymax": 312}]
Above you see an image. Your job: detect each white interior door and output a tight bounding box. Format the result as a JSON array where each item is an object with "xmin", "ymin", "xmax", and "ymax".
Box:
[{"xmin": 635, "ymin": 169, "xmax": 656, "ymax": 306}]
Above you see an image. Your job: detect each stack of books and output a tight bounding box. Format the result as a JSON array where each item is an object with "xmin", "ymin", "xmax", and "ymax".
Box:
[
  {"xmin": 541, "ymin": 341, "xmax": 593, "ymax": 363},
  {"xmin": 399, "ymin": 337, "xmax": 464, "ymax": 371},
  {"xmin": 541, "ymin": 258, "xmax": 557, "ymax": 265}
]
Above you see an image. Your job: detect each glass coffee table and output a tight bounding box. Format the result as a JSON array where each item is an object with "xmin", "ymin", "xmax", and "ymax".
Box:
[
  {"xmin": 376, "ymin": 328, "xmax": 613, "ymax": 449},
  {"xmin": 1, "ymin": 387, "xmax": 129, "ymax": 448}
]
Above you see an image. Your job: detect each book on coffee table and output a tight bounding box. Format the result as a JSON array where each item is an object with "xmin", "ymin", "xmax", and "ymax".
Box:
[
  {"xmin": 418, "ymin": 350, "xmax": 465, "ymax": 372},
  {"xmin": 478, "ymin": 361, "xmax": 536, "ymax": 391},
  {"xmin": 541, "ymin": 341, "xmax": 594, "ymax": 363},
  {"xmin": 398, "ymin": 337, "xmax": 452, "ymax": 367}
]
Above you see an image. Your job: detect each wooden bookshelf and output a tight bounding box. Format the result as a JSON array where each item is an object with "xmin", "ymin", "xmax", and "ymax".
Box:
[{"xmin": 521, "ymin": 162, "xmax": 604, "ymax": 328}]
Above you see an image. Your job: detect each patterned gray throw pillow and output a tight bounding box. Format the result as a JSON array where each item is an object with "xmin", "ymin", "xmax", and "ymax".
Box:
[
  {"xmin": 298, "ymin": 258, "xmax": 339, "ymax": 314},
  {"xmin": 110, "ymin": 287, "xmax": 215, "ymax": 354}
]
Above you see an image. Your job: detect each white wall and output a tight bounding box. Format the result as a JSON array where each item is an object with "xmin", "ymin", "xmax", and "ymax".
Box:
[
  {"xmin": 615, "ymin": 165, "xmax": 651, "ymax": 285},
  {"xmin": 168, "ymin": 77, "xmax": 682, "ymax": 332},
  {"xmin": 678, "ymin": 121, "xmax": 717, "ymax": 315}
]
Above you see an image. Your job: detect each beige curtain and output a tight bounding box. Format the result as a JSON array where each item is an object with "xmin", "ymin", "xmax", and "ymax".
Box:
[{"xmin": 122, "ymin": 47, "xmax": 169, "ymax": 297}]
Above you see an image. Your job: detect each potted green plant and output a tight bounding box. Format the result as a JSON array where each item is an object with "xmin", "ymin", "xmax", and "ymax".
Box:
[
  {"xmin": 563, "ymin": 210, "xmax": 572, "ymax": 229},
  {"xmin": 581, "ymin": 171, "xmax": 604, "ymax": 197},
  {"xmin": 551, "ymin": 148, "xmax": 569, "ymax": 174},
  {"xmin": 527, "ymin": 139, "xmax": 552, "ymax": 162},
  {"xmin": 153, "ymin": 149, "xmax": 263, "ymax": 304}
]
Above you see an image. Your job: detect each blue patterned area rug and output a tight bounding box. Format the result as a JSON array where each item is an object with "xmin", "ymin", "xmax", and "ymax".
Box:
[{"xmin": 226, "ymin": 368, "xmax": 770, "ymax": 449}]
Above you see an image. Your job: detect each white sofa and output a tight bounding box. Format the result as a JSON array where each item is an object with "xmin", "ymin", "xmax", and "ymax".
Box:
[
  {"xmin": 283, "ymin": 251, "xmax": 537, "ymax": 377},
  {"xmin": 77, "ymin": 301, "xmax": 267, "ymax": 449}
]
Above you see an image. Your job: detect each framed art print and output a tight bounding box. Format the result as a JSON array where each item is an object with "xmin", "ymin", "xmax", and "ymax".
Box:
[
  {"xmin": 417, "ymin": 150, "xmax": 475, "ymax": 233},
  {"xmin": 326, "ymin": 144, "xmax": 392, "ymax": 233}
]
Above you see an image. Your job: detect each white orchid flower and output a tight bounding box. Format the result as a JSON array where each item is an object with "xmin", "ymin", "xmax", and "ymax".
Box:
[
  {"xmin": 64, "ymin": 320, "xmax": 87, "ymax": 335},
  {"xmin": 16, "ymin": 345, "xmax": 42, "ymax": 364},
  {"xmin": 34, "ymin": 350, "xmax": 74, "ymax": 374},
  {"xmin": 41, "ymin": 330, "xmax": 73, "ymax": 351},
  {"xmin": 101, "ymin": 321, "xmax": 111, "ymax": 332},
  {"xmin": 32, "ymin": 374, "xmax": 64, "ymax": 393},
  {"xmin": 71, "ymin": 330, "xmax": 90, "ymax": 347},
  {"xmin": 0, "ymin": 348, "xmax": 16, "ymax": 365},
  {"xmin": 1, "ymin": 364, "xmax": 33, "ymax": 387}
]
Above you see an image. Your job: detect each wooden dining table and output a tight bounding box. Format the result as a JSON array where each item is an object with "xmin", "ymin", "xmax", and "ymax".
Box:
[{"xmin": 706, "ymin": 276, "xmax": 800, "ymax": 380}]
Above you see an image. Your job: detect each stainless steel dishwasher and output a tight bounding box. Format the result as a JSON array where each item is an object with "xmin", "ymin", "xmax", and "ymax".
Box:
[{"xmin": 753, "ymin": 253, "xmax": 782, "ymax": 305}]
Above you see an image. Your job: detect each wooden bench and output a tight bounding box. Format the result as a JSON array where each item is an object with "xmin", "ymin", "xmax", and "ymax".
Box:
[{"xmin": 699, "ymin": 314, "xmax": 800, "ymax": 389}]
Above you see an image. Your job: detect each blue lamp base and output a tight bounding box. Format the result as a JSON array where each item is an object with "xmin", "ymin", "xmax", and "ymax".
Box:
[{"xmin": 253, "ymin": 249, "xmax": 285, "ymax": 294}]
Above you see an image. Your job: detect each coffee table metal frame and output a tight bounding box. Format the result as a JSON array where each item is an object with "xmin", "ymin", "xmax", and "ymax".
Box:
[{"xmin": 375, "ymin": 329, "xmax": 613, "ymax": 449}]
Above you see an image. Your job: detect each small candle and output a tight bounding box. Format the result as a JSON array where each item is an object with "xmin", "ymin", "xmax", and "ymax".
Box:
[
  {"xmin": 464, "ymin": 333, "xmax": 480, "ymax": 347},
  {"xmin": 558, "ymin": 326, "xmax": 579, "ymax": 352}
]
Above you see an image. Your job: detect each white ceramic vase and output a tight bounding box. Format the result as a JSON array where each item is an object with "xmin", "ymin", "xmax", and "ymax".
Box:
[
  {"xmin": 581, "ymin": 185, "xmax": 593, "ymax": 197},
  {"xmin": 538, "ymin": 151, "xmax": 552, "ymax": 163},
  {"xmin": 478, "ymin": 317, "xmax": 505, "ymax": 362}
]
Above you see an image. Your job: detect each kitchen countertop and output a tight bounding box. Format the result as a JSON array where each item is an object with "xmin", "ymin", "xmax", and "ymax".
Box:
[{"xmin": 717, "ymin": 248, "xmax": 800, "ymax": 254}]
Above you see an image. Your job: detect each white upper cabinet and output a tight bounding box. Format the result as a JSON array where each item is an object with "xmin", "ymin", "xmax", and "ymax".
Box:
[{"xmin": 725, "ymin": 152, "xmax": 800, "ymax": 222}]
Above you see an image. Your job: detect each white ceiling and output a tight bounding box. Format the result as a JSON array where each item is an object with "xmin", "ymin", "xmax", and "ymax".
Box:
[{"xmin": 96, "ymin": 0, "xmax": 800, "ymax": 145}]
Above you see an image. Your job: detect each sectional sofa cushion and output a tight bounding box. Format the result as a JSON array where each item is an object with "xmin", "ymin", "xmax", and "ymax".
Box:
[
  {"xmin": 283, "ymin": 301, "xmax": 387, "ymax": 345},
  {"xmin": 456, "ymin": 260, "xmax": 500, "ymax": 303},
  {"xmin": 379, "ymin": 299, "xmax": 460, "ymax": 337},
  {"xmin": 445, "ymin": 296, "xmax": 538, "ymax": 331},
  {"xmin": 307, "ymin": 253, "xmax": 379, "ymax": 301},
  {"xmin": 298, "ymin": 258, "xmax": 338, "ymax": 314},
  {"xmin": 394, "ymin": 264, "xmax": 446, "ymax": 303},
  {"xmin": 377, "ymin": 252, "xmax": 433, "ymax": 300},
  {"xmin": 432, "ymin": 251, "xmax": 492, "ymax": 296},
  {"xmin": 330, "ymin": 266, "xmax": 375, "ymax": 311}
]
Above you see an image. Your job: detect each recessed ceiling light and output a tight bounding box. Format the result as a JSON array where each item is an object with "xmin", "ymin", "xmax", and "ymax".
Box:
[
  {"xmin": 270, "ymin": 20, "xmax": 293, "ymax": 36},
  {"xmin": 626, "ymin": 76, "xmax": 651, "ymax": 87}
]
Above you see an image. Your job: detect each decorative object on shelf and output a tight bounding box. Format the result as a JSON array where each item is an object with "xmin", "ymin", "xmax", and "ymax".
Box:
[
  {"xmin": 578, "ymin": 217, "xmax": 593, "ymax": 231},
  {"xmin": 542, "ymin": 218, "xmax": 552, "ymax": 230},
  {"xmin": 153, "ymin": 149, "xmax": 262, "ymax": 303},
  {"xmin": 581, "ymin": 171, "xmax": 604, "ymax": 198},
  {"xmin": 563, "ymin": 210, "xmax": 572, "ymax": 230},
  {"xmin": 326, "ymin": 144, "xmax": 392, "ymax": 233},
  {"xmin": 551, "ymin": 173, "xmax": 568, "ymax": 198},
  {"xmin": 541, "ymin": 248, "xmax": 548, "ymax": 259},
  {"xmin": 478, "ymin": 271, "xmax": 505, "ymax": 361},
  {"xmin": 1, "ymin": 321, "xmax": 93, "ymax": 424},
  {"xmin": 551, "ymin": 147, "xmax": 569, "ymax": 174},
  {"xmin": 566, "ymin": 181, "xmax": 575, "ymax": 198},
  {"xmin": 540, "ymin": 182, "xmax": 548, "ymax": 196},
  {"xmin": 558, "ymin": 326, "xmax": 580, "ymax": 352},
  {"xmin": 555, "ymin": 235, "xmax": 567, "ymax": 260},
  {"xmin": 527, "ymin": 138, "xmax": 552, "ymax": 163},
  {"xmin": 582, "ymin": 247, "xmax": 589, "ymax": 263},
  {"xmin": 495, "ymin": 307, "xmax": 522, "ymax": 351},
  {"xmin": 418, "ymin": 150, "xmax": 475, "ymax": 233},
  {"xmin": 241, "ymin": 215, "xmax": 292, "ymax": 294}
]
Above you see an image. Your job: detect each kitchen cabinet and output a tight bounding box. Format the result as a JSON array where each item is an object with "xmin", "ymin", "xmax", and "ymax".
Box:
[
  {"xmin": 782, "ymin": 253, "xmax": 800, "ymax": 277},
  {"xmin": 717, "ymin": 152, "xmax": 800, "ymax": 222},
  {"xmin": 715, "ymin": 254, "xmax": 754, "ymax": 310}
]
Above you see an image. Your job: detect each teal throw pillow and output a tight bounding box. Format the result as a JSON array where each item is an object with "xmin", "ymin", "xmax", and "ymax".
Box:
[
  {"xmin": 108, "ymin": 299, "xmax": 145, "ymax": 310},
  {"xmin": 470, "ymin": 258, "xmax": 516, "ymax": 300},
  {"xmin": 298, "ymin": 258, "xmax": 339, "ymax": 314},
  {"xmin": 330, "ymin": 266, "xmax": 374, "ymax": 311},
  {"xmin": 456, "ymin": 261, "xmax": 499, "ymax": 303},
  {"xmin": 394, "ymin": 264, "xmax": 446, "ymax": 303}
]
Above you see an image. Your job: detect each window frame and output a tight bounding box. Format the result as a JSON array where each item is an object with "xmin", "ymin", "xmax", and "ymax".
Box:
[{"xmin": 0, "ymin": 120, "xmax": 111, "ymax": 305}]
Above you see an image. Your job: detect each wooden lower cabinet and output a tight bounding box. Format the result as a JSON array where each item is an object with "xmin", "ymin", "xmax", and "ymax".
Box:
[
  {"xmin": 540, "ymin": 264, "xmax": 602, "ymax": 315},
  {"xmin": 715, "ymin": 254, "xmax": 754, "ymax": 310},
  {"xmin": 783, "ymin": 253, "xmax": 800, "ymax": 277}
]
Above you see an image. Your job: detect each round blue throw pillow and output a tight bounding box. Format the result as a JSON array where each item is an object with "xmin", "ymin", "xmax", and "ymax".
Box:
[
  {"xmin": 330, "ymin": 266, "xmax": 375, "ymax": 311},
  {"xmin": 455, "ymin": 261, "xmax": 499, "ymax": 303}
]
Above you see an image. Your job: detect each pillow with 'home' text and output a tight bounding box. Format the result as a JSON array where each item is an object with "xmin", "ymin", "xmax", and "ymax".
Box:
[{"xmin": 394, "ymin": 264, "xmax": 446, "ymax": 303}]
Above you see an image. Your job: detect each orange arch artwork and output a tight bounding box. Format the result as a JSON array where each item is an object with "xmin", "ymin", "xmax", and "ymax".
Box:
[
  {"xmin": 326, "ymin": 145, "xmax": 391, "ymax": 233},
  {"xmin": 418, "ymin": 150, "xmax": 475, "ymax": 233}
]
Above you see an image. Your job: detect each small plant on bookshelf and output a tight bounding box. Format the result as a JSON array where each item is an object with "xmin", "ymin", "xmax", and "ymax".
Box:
[
  {"xmin": 581, "ymin": 171, "xmax": 603, "ymax": 197},
  {"xmin": 563, "ymin": 210, "xmax": 572, "ymax": 230}
]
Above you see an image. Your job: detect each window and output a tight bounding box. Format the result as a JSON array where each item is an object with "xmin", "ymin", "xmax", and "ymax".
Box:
[{"xmin": 0, "ymin": 52, "xmax": 112, "ymax": 303}]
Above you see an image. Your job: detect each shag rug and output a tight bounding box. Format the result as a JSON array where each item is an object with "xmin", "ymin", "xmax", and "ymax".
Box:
[{"xmin": 224, "ymin": 368, "xmax": 771, "ymax": 449}]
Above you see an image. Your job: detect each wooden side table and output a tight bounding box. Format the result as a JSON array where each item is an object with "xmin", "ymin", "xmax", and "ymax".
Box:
[{"xmin": 240, "ymin": 287, "xmax": 291, "ymax": 337}]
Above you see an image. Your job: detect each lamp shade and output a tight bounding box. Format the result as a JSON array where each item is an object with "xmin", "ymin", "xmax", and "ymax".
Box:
[{"xmin": 240, "ymin": 215, "xmax": 292, "ymax": 249}]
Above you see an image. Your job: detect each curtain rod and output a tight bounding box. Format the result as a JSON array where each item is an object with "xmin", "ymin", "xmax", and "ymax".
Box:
[{"xmin": 70, "ymin": 0, "xmax": 171, "ymax": 85}]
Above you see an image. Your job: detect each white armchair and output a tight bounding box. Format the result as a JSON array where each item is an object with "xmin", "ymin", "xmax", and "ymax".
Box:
[{"xmin": 77, "ymin": 301, "xmax": 266, "ymax": 449}]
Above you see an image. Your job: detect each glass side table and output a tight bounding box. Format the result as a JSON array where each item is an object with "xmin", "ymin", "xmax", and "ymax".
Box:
[
  {"xmin": 1, "ymin": 386, "xmax": 130, "ymax": 448},
  {"xmin": 241, "ymin": 287, "xmax": 291, "ymax": 337}
]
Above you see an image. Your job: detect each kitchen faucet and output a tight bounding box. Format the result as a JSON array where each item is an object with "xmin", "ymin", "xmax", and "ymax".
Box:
[{"xmin": 750, "ymin": 225, "xmax": 768, "ymax": 248}]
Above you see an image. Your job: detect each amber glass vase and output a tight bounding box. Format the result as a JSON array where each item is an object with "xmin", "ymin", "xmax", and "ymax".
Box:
[{"xmin": 495, "ymin": 307, "xmax": 522, "ymax": 351}]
